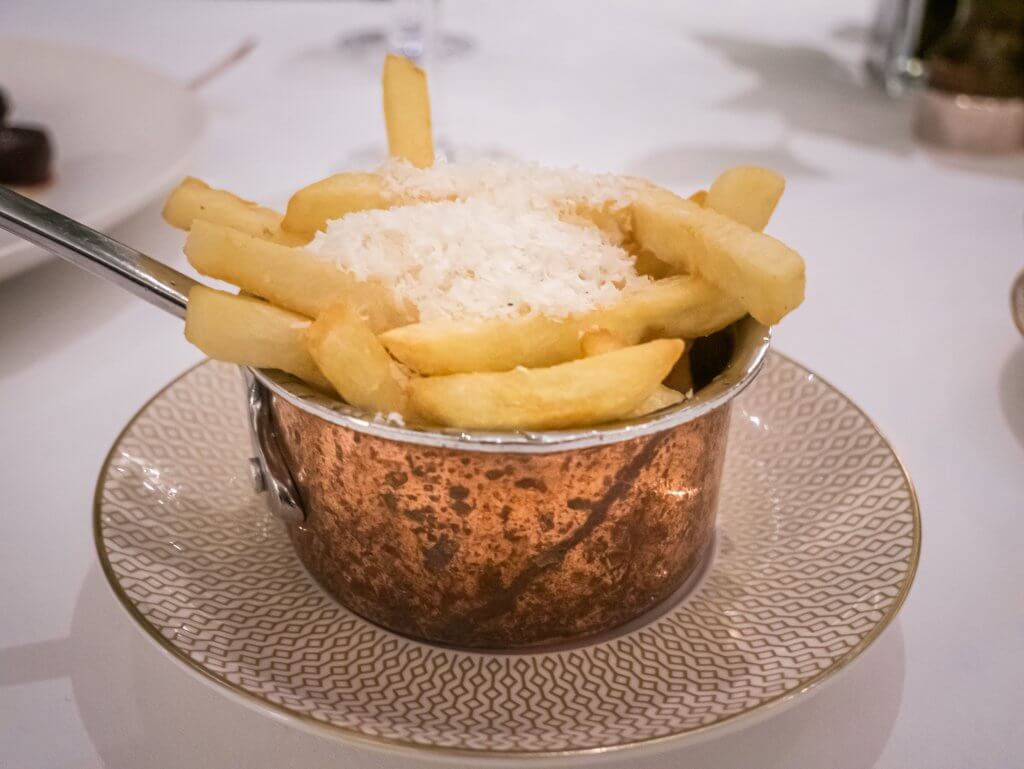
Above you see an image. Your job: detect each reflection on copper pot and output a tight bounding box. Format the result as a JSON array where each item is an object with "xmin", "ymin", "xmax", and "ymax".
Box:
[
  {"xmin": 255, "ymin": 317, "xmax": 769, "ymax": 649},
  {"xmin": 274, "ymin": 397, "xmax": 729, "ymax": 648}
]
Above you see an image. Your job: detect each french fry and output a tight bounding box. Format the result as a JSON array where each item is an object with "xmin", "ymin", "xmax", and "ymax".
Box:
[
  {"xmin": 632, "ymin": 187, "xmax": 703, "ymax": 274},
  {"xmin": 410, "ymin": 339, "xmax": 683, "ymax": 430},
  {"xmin": 580, "ymin": 328, "xmax": 627, "ymax": 357},
  {"xmin": 162, "ymin": 177, "xmax": 305, "ymax": 246},
  {"xmin": 633, "ymin": 249, "xmax": 675, "ymax": 279},
  {"xmin": 706, "ymin": 166, "xmax": 784, "ymax": 232},
  {"xmin": 581, "ymin": 326, "xmax": 685, "ymax": 417},
  {"xmin": 184, "ymin": 285, "xmax": 331, "ymax": 391},
  {"xmin": 595, "ymin": 276, "xmax": 746, "ymax": 340},
  {"xmin": 628, "ymin": 385, "xmax": 685, "ymax": 417},
  {"xmin": 381, "ymin": 313, "xmax": 581, "ymax": 375},
  {"xmin": 383, "ymin": 54, "xmax": 434, "ymax": 168},
  {"xmin": 280, "ymin": 173, "xmax": 391, "ymax": 239},
  {"xmin": 689, "ymin": 190, "xmax": 708, "ymax": 206},
  {"xmin": 307, "ymin": 303, "xmax": 414, "ymax": 418},
  {"xmin": 184, "ymin": 221, "xmax": 414, "ymax": 331},
  {"xmin": 566, "ymin": 200, "xmax": 633, "ymax": 246},
  {"xmin": 380, "ymin": 275, "xmax": 744, "ymax": 374},
  {"xmin": 632, "ymin": 186, "xmax": 804, "ymax": 325}
]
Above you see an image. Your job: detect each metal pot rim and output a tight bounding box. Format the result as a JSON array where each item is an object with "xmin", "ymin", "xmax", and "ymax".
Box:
[{"xmin": 251, "ymin": 316, "xmax": 770, "ymax": 454}]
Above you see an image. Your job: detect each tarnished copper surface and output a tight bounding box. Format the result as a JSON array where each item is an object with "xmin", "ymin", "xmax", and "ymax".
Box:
[{"xmin": 271, "ymin": 396, "xmax": 731, "ymax": 649}]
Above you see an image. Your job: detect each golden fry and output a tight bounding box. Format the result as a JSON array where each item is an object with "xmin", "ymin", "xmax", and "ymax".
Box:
[
  {"xmin": 632, "ymin": 186, "xmax": 703, "ymax": 274},
  {"xmin": 381, "ymin": 313, "xmax": 581, "ymax": 375},
  {"xmin": 628, "ymin": 385, "xmax": 685, "ymax": 417},
  {"xmin": 566, "ymin": 199, "xmax": 633, "ymax": 246},
  {"xmin": 633, "ymin": 248, "xmax": 676, "ymax": 279},
  {"xmin": 184, "ymin": 285, "xmax": 331, "ymax": 391},
  {"xmin": 409, "ymin": 339, "xmax": 684, "ymax": 430},
  {"xmin": 162, "ymin": 177, "xmax": 304, "ymax": 246},
  {"xmin": 383, "ymin": 54, "xmax": 434, "ymax": 168},
  {"xmin": 580, "ymin": 328, "xmax": 627, "ymax": 357},
  {"xmin": 632, "ymin": 186, "xmax": 804, "ymax": 325},
  {"xmin": 706, "ymin": 166, "xmax": 784, "ymax": 232},
  {"xmin": 280, "ymin": 172, "xmax": 391, "ymax": 239},
  {"xmin": 307, "ymin": 303, "xmax": 414, "ymax": 418},
  {"xmin": 381, "ymin": 275, "xmax": 743, "ymax": 375},
  {"xmin": 581, "ymin": 329, "xmax": 685, "ymax": 417},
  {"xmin": 596, "ymin": 275, "xmax": 745, "ymax": 340},
  {"xmin": 184, "ymin": 221, "xmax": 414, "ymax": 331}
]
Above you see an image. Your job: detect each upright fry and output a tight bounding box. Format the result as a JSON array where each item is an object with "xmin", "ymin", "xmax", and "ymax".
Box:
[
  {"xmin": 383, "ymin": 54, "xmax": 434, "ymax": 168},
  {"xmin": 706, "ymin": 166, "xmax": 785, "ymax": 232}
]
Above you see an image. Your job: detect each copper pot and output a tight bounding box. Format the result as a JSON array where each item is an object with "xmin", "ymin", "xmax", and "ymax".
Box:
[{"xmin": 247, "ymin": 317, "xmax": 769, "ymax": 649}]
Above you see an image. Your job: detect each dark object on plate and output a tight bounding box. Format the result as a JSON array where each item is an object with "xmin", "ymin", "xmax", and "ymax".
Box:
[
  {"xmin": 0, "ymin": 87, "xmax": 8, "ymax": 124},
  {"xmin": 0, "ymin": 125, "xmax": 53, "ymax": 185}
]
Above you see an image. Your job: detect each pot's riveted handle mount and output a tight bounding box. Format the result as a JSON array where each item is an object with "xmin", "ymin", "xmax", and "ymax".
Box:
[{"xmin": 244, "ymin": 368, "xmax": 306, "ymax": 524}]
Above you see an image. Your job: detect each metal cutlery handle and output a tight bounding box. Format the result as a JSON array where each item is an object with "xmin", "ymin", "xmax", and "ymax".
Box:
[
  {"xmin": 0, "ymin": 185, "xmax": 196, "ymax": 318},
  {"xmin": 0, "ymin": 185, "xmax": 306, "ymax": 522}
]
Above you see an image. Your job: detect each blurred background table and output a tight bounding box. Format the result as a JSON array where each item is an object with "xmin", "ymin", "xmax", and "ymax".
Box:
[{"xmin": 1, "ymin": 1, "xmax": 1021, "ymax": 767}]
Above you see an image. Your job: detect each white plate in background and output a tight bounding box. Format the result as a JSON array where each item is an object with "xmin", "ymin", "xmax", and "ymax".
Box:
[{"xmin": 0, "ymin": 37, "xmax": 205, "ymax": 281}]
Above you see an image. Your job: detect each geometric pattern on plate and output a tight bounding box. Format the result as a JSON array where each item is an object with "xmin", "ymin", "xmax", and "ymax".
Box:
[{"xmin": 96, "ymin": 355, "xmax": 919, "ymax": 755}]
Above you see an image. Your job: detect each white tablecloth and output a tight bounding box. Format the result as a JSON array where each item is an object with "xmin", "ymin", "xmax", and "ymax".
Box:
[{"xmin": 1, "ymin": 1, "xmax": 1022, "ymax": 767}]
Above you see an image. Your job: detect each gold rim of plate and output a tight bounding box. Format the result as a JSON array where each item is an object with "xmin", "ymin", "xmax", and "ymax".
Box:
[{"xmin": 93, "ymin": 353, "xmax": 921, "ymax": 759}]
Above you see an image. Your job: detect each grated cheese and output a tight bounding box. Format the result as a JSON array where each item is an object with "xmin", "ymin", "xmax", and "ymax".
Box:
[
  {"xmin": 306, "ymin": 185, "xmax": 650, "ymax": 322},
  {"xmin": 372, "ymin": 411, "xmax": 406, "ymax": 426},
  {"xmin": 379, "ymin": 158, "xmax": 643, "ymax": 213}
]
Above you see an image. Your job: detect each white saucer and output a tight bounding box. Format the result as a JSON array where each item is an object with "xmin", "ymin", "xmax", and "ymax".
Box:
[{"xmin": 95, "ymin": 355, "xmax": 919, "ymax": 759}]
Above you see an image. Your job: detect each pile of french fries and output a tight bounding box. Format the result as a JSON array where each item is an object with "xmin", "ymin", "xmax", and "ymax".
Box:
[{"xmin": 168, "ymin": 55, "xmax": 805, "ymax": 431}]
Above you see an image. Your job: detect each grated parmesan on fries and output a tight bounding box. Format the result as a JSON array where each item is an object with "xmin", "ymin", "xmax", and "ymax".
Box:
[
  {"xmin": 379, "ymin": 158, "xmax": 642, "ymax": 211},
  {"xmin": 305, "ymin": 192, "xmax": 650, "ymax": 323}
]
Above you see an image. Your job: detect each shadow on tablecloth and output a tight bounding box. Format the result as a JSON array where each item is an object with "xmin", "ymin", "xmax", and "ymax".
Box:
[{"xmin": 659, "ymin": 31, "xmax": 1024, "ymax": 182}]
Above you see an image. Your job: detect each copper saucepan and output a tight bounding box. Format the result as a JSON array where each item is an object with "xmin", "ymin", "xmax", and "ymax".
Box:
[{"xmin": 0, "ymin": 187, "xmax": 769, "ymax": 649}]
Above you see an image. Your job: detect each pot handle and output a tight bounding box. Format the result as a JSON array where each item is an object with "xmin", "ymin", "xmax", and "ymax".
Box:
[{"xmin": 244, "ymin": 368, "xmax": 306, "ymax": 524}]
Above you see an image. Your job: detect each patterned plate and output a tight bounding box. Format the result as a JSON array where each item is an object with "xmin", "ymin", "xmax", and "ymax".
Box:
[{"xmin": 95, "ymin": 355, "xmax": 919, "ymax": 759}]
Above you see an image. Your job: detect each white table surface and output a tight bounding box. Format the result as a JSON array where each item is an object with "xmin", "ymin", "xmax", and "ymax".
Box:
[{"xmin": 1, "ymin": 1, "xmax": 1022, "ymax": 767}]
